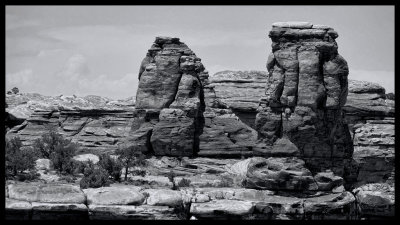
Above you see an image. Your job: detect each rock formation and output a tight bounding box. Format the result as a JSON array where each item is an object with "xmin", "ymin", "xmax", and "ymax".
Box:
[
  {"xmin": 6, "ymin": 94, "xmax": 136, "ymax": 154},
  {"xmin": 255, "ymin": 22, "xmax": 353, "ymax": 178},
  {"xmin": 5, "ymin": 22, "xmax": 395, "ymax": 220}
]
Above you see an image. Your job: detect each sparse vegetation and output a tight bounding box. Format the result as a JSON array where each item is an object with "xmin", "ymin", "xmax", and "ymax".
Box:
[
  {"xmin": 79, "ymin": 161, "xmax": 110, "ymax": 189},
  {"xmin": 5, "ymin": 137, "xmax": 37, "ymax": 179},
  {"xmin": 177, "ymin": 178, "xmax": 191, "ymax": 187},
  {"xmin": 98, "ymin": 154, "xmax": 123, "ymax": 181},
  {"xmin": 11, "ymin": 87, "xmax": 19, "ymax": 95},
  {"xmin": 115, "ymin": 145, "xmax": 147, "ymax": 181},
  {"xmin": 33, "ymin": 129, "xmax": 79, "ymax": 175}
]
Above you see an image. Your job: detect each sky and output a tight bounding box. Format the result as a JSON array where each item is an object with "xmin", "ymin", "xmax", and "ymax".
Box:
[{"xmin": 6, "ymin": 6, "xmax": 395, "ymax": 99}]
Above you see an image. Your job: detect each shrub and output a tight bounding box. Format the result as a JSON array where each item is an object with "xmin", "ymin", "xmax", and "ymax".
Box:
[
  {"xmin": 16, "ymin": 171, "xmax": 40, "ymax": 182},
  {"xmin": 12, "ymin": 87, "xmax": 19, "ymax": 95},
  {"xmin": 80, "ymin": 161, "xmax": 110, "ymax": 189},
  {"xmin": 115, "ymin": 145, "xmax": 147, "ymax": 181},
  {"xmin": 33, "ymin": 129, "xmax": 71, "ymax": 158},
  {"xmin": 33, "ymin": 129, "xmax": 79, "ymax": 175},
  {"xmin": 98, "ymin": 154, "xmax": 123, "ymax": 182},
  {"xmin": 5, "ymin": 137, "xmax": 37, "ymax": 178},
  {"xmin": 177, "ymin": 178, "xmax": 191, "ymax": 187},
  {"xmin": 50, "ymin": 142, "xmax": 78, "ymax": 174}
]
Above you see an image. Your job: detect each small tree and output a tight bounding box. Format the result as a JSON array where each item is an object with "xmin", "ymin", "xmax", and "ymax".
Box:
[
  {"xmin": 11, "ymin": 87, "xmax": 19, "ymax": 95},
  {"xmin": 115, "ymin": 145, "xmax": 147, "ymax": 181},
  {"xmin": 50, "ymin": 142, "xmax": 78, "ymax": 174},
  {"xmin": 98, "ymin": 154, "xmax": 123, "ymax": 182},
  {"xmin": 5, "ymin": 137, "xmax": 37, "ymax": 177}
]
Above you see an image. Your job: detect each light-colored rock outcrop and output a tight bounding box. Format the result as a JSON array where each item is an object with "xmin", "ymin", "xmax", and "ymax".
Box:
[{"xmin": 353, "ymin": 183, "xmax": 395, "ymax": 218}]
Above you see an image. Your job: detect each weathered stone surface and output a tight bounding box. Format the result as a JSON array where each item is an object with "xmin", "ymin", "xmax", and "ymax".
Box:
[
  {"xmin": 5, "ymin": 198, "xmax": 32, "ymax": 220},
  {"xmin": 256, "ymin": 22, "xmax": 352, "ymax": 177},
  {"xmin": 272, "ymin": 21, "xmax": 313, "ymax": 29},
  {"xmin": 134, "ymin": 36, "xmax": 206, "ymax": 157},
  {"xmin": 198, "ymin": 108, "xmax": 258, "ymax": 157},
  {"xmin": 229, "ymin": 157, "xmax": 318, "ymax": 191},
  {"xmin": 6, "ymin": 93, "xmax": 136, "ymax": 154},
  {"xmin": 208, "ymin": 71, "xmax": 267, "ymax": 125},
  {"xmin": 83, "ymin": 186, "xmax": 145, "ymax": 205},
  {"xmin": 8, "ymin": 183, "xmax": 85, "ymax": 204},
  {"xmin": 88, "ymin": 204, "xmax": 179, "ymax": 220},
  {"xmin": 190, "ymin": 199, "xmax": 254, "ymax": 218},
  {"xmin": 343, "ymin": 80, "xmax": 394, "ymax": 118},
  {"xmin": 353, "ymin": 183, "xmax": 395, "ymax": 218},
  {"xmin": 73, "ymin": 154, "xmax": 100, "ymax": 164},
  {"xmin": 128, "ymin": 175, "xmax": 173, "ymax": 189},
  {"xmin": 31, "ymin": 202, "xmax": 88, "ymax": 220},
  {"xmin": 143, "ymin": 189, "xmax": 183, "ymax": 207},
  {"xmin": 35, "ymin": 158, "xmax": 51, "ymax": 170},
  {"xmin": 304, "ymin": 192, "xmax": 356, "ymax": 220}
]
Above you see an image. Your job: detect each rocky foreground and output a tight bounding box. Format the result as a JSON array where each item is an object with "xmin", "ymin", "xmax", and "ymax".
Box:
[{"xmin": 5, "ymin": 21, "xmax": 395, "ymax": 220}]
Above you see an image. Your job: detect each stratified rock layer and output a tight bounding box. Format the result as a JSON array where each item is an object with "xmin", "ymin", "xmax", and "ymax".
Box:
[{"xmin": 255, "ymin": 22, "xmax": 353, "ymax": 177}]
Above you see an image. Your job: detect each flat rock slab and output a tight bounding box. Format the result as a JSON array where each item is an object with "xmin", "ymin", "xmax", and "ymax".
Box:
[
  {"xmin": 190, "ymin": 199, "xmax": 254, "ymax": 217},
  {"xmin": 31, "ymin": 202, "xmax": 88, "ymax": 220},
  {"xmin": 88, "ymin": 204, "xmax": 179, "ymax": 220},
  {"xmin": 129, "ymin": 175, "xmax": 173, "ymax": 188},
  {"xmin": 304, "ymin": 192, "xmax": 356, "ymax": 220},
  {"xmin": 272, "ymin": 21, "xmax": 313, "ymax": 29},
  {"xmin": 8, "ymin": 183, "xmax": 85, "ymax": 204},
  {"xmin": 83, "ymin": 186, "xmax": 145, "ymax": 205},
  {"xmin": 5, "ymin": 198, "xmax": 32, "ymax": 220},
  {"xmin": 143, "ymin": 189, "xmax": 183, "ymax": 207},
  {"xmin": 73, "ymin": 154, "xmax": 100, "ymax": 164}
]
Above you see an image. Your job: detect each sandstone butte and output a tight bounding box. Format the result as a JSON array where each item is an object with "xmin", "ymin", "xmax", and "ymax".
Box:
[{"xmin": 5, "ymin": 22, "xmax": 394, "ymax": 220}]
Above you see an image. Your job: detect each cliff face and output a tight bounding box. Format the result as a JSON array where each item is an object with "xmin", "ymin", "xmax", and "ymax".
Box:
[{"xmin": 6, "ymin": 94, "xmax": 135, "ymax": 154}]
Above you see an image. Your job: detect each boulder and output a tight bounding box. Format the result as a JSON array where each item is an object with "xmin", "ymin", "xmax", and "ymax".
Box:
[
  {"xmin": 353, "ymin": 183, "xmax": 395, "ymax": 218},
  {"xmin": 143, "ymin": 189, "xmax": 183, "ymax": 207},
  {"xmin": 83, "ymin": 186, "xmax": 145, "ymax": 205},
  {"xmin": 190, "ymin": 199, "xmax": 254, "ymax": 218},
  {"xmin": 8, "ymin": 183, "xmax": 85, "ymax": 204},
  {"xmin": 304, "ymin": 192, "xmax": 356, "ymax": 220},
  {"xmin": 229, "ymin": 157, "xmax": 318, "ymax": 191}
]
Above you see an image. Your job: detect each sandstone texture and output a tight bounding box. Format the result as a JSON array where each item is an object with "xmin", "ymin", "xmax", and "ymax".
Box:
[
  {"xmin": 255, "ymin": 22, "xmax": 353, "ymax": 179},
  {"xmin": 6, "ymin": 94, "xmax": 136, "ymax": 154}
]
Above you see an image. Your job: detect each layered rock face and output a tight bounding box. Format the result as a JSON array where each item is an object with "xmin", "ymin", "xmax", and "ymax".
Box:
[
  {"xmin": 255, "ymin": 22, "xmax": 353, "ymax": 176},
  {"xmin": 343, "ymin": 80, "xmax": 395, "ymax": 189},
  {"xmin": 208, "ymin": 71, "xmax": 267, "ymax": 128},
  {"xmin": 6, "ymin": 94, "xmax": 136, "ymax": 154}
]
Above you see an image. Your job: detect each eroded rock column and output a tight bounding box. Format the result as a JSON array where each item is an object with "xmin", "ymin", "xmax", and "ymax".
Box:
[{"xmin": 255, "ymin": 22, "xmax": 353, "ymax": 175}]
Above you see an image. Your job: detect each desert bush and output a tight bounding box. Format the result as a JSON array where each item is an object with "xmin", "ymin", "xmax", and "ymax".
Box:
[
  {"xmin": 50, "ymin": 142, "xmax": 79, "ymax": 174},
  {"xmin": 80, "ymin": 161, "xmax": 110, "ymax": 189},
  {"xmin": 33, "ymin": 129, "xmax": 79, "ymax": 175},
  {"xmin": 12, "ymin": 87, "xmax": 19, "ymax": 94},
  {"xmin": 177, "ymin": 178, "xmax": 191, "ymax": 187},
  {"xmin": 98, "ymin": 154, "xmax": 123, "ymax": 182},
  {"xmin": 5, "ymin": 137, "xmax": 37, "ymax": 178},
  {"xmin": 16, "ymin": 171, "xmax": 41, "ymax": 182},
  {"xmin": 33, "ymin": 129, "xmax": 72, "ymax": 158},
  {"xmin": 115, "ymin": 145, "xmax": 147, "ymax": 181}
]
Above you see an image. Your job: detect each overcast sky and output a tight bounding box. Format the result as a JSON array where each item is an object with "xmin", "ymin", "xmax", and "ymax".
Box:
[{"xmin": 6, "ymin": 6, "xmax": 394, "ymax": 99}]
